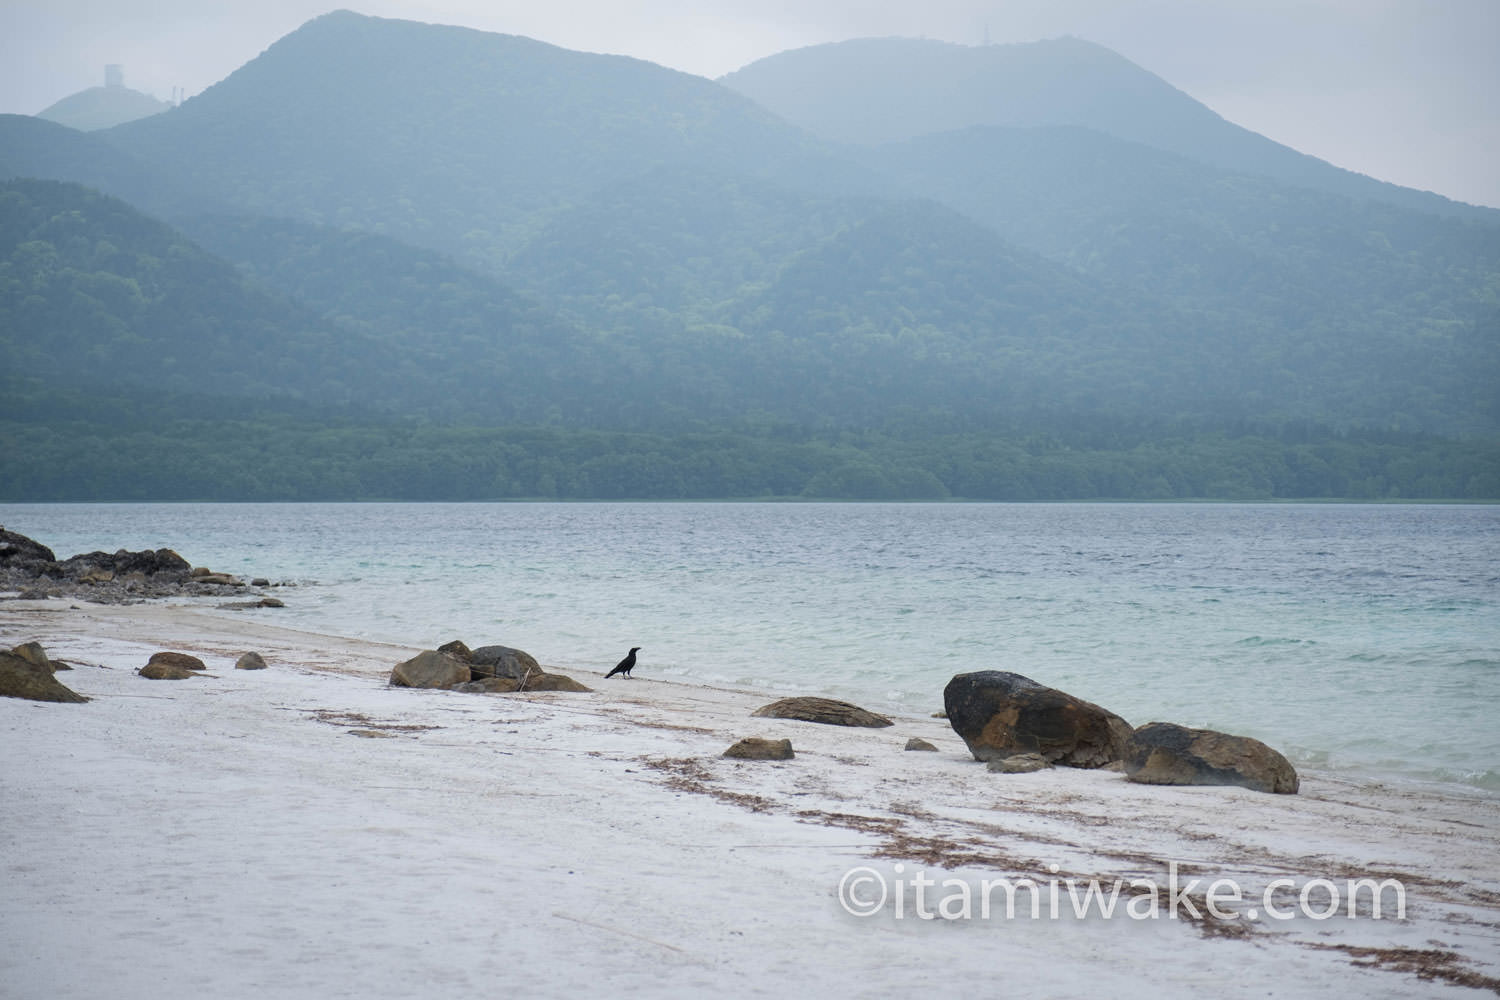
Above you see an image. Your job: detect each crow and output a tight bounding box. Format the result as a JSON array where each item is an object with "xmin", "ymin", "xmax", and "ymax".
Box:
[{"xmin": 605, "ymin": 647, "xmax": 641, "ymax": 679}]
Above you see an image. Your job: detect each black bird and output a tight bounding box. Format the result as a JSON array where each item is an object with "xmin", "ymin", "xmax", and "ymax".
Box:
[{"xmin": 605, "ymin": 647, "xmax": 641, "ymax": 679}]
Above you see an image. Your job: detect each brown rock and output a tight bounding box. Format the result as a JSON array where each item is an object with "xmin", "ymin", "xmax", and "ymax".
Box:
[
  {"xmin": 1123, "ymin": 722, "xmax": 1300, "ymax": 794},
  {"xmin": 389, "ymin": 650, "xmax": 470, "ymax": 689},
  {"xmin": 751, "ymin": 696, "xmax": 893, "ymax": 728},
  {"xmin": 943, "ymin": 671, "xmax": 1131, "ymax": 768},
  {"xmin": 10, "ymin": 641, "xmax": 52, "ymax": 671},
  {"xmin": 258, "ymin": 597, "xmax": 284, "ymax": 608},
  {"xmin": 723, "ymin": 737, "xmax": 795, "ymax": 760},
  {"xmin": 437, "ymin": 639, "xmax": 473, "ymax": 661},
  {"xmin": 235, "ymin": 652, "xmax": 269, "ymax": 671},
  {"xmin": 0, "ymin": 650, "xmax": 88, "ymax": 702},
  {"xmin": 904, "ymin": 738, "xmax": 938, "ymax": 752},
  {"xmin": 987, "ymin": 752, "xmax": 1051, "ymax": 774},
  {"xmin": 138, "ymin": 662, "xmax": 197, "ymax": 680},
  {"xmin": 520, "ymin": 672, "xmax": 592, "ymax": 693},
  {"xmin": 148, "ymin": 651, "xmax": 206, "ymax": 672}
]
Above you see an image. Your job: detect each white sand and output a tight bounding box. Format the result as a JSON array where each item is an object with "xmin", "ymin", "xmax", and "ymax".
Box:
[{"xmin": 3, "ymin": 599, "xmax": 1499, "ymax": 998}]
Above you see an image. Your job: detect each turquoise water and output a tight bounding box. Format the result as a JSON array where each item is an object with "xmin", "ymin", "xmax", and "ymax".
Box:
[{"xmin": 4, "ymin": 502, "xmax": 1498, "ymax": 791}]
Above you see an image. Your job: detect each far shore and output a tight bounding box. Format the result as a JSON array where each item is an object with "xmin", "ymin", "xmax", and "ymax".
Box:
[{"xmin": 3, "ymin": 597, "xmax": 1499, "ymax": 998}]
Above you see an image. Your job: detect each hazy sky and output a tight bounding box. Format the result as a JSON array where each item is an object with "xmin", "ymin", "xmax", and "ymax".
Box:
[{"xmin": 2, "ymin": 0, "xmax": 1496, "ymax": 208}]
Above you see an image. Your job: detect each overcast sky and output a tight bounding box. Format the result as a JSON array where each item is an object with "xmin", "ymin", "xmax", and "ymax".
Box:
[{"xmin": 2, "ymin": 0, "xmax": 1496, "ymax": 208}]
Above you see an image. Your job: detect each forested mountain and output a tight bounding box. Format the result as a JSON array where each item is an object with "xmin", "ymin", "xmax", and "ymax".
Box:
[
  {"xmin": 0, "ymin": 179, "xmax": 372, "ymax": 403},
  {"xmin": 720, "ymin": 36, "xmax": 1499, "ymax": 222},
  {"xmin": 103, "ymin": 10, "xmax": 872, "ymax": 270},
  {"xmin": 2, "ymin": 11, "xmax": 1496, "ymax": 500},
  {"xmin": 0, "ymin": 114, "xmax": 204, "ymax": 220}
]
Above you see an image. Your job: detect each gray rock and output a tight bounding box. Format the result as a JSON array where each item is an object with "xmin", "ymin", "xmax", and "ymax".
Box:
[
  {"xmin": 723, "ymin": 737, "xmax": 795, "ymax": 760},
  {"xmin": 468, "ymin": 645, "xmax": 542, "ymax": 682},
  {"xmin": 944, "ymin": 670, "xmax": 1132, "ymax": 768},
  {"xmin": 1124, "ymin": 722, "xmax": 1300, "ymax": 794},
  {"xmin": 235, "ymin": 652, "xmax": 269, "ymax": 671},
  {"xmin": 751, "ymin": 696, "xmax": 893, "ymax": 728},
  {"xmin": 389, "ymin": 650, "xmax": 470, "ymax": 689}
]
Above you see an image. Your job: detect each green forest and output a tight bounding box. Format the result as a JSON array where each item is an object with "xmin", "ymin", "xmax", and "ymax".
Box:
[{"xmin": 2, "ymin": 11, "xmax": 1496, "ymax": 502}]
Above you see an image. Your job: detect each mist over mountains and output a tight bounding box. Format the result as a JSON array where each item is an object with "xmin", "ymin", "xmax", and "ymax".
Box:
[{"xmin": 3, "ymin": 10, "xmax": 1496, "ymax": 500}]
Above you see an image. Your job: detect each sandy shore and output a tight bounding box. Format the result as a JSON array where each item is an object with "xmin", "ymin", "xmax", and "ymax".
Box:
[{"xmin": 3, "ymin": 598, "xmax": 1499, "ymax": 998}]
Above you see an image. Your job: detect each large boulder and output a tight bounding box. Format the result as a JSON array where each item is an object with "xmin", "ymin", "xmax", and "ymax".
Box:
[
  {"xmin": 0, "ymin": 649, "xmax": 87, "ymax": 702},
  {"xmin": 468, "ymin": 645, "xmax": 542, "ymax": 682},
  {"xmin": 751, "ymin": 696, "xmax": 893, "ymax": 728},
  {"xmin": 389, "ymin": 650, "xmax": 470, "ymax": 689},
  {"xmin": 1123, "ymin": 722, "xmax": 1300, "ymax": 794},
  {"xmin": 943, "ymin": 671, "xmax": 1132, "ymax": 768}
]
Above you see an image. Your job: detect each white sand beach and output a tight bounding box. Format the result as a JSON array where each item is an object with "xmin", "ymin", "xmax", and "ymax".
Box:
[{"xmin": 3, "ymin": 598, "xmax": 1498, "ymax": 998}]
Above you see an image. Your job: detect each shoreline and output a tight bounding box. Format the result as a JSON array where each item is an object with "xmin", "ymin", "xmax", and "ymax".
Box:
[{"xmin": 4, "ymin": 599, "xmax": 1499, "ymax": 996}]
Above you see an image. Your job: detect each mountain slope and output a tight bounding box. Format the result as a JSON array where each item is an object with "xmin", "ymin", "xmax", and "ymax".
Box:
[
  {"xmin": 0, "ymin": 114, "xmax": 209, "ymax": 220},
  {"xmin": 0, "ymin": 178, "xmax": 367, "ymax": 404},
  {"xmin": 865, "ymin": 124, "xmax": 1500, "ymax": 434},
  {"xmin": 721, "ymin": 37, "xmax": 1496, "ymax": 221},
  {"xmin": 103, "ymin": 10, "xmax": 870, "ymax": 269}
]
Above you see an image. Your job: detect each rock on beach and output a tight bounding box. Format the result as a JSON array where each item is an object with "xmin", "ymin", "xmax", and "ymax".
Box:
[
  {"xmin": 723, "ymin": 738, "xmax": 795, "ymax": 760},
  {"xmin": 943, "ymin": 670, "xmax": 1132, "ymax": 768},
  {"xmin": 0, "ymin": 646, "xmax": 88, "ymax": 702},
  {"xmin": 1123, "ymin": 722, "xmax": 1300, "ymax": 794},
  {"xmin": 751, "ymin": 696, "xmax": 893, "ymax": 728}
]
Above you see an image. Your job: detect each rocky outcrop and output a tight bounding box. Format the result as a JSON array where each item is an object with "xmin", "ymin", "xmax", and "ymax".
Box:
[
  {"xmin": 389, "ymin": 650, "xmax": 471, "ymax": 689},
  {"xmin": 723, "ymin": 738, "xmax": 795, "ymax": 760},
  {"xmin": 1123, "ymin": 722, "xmax": 1300, "ymax": 794},
  {"xmin": 1, "ymin": 528, "xmax": 277, "ymax": 604},
  {"xmin": 943, "ymin": 671, "xmax": 1132, "ymax": 768},
  {"xmin": 0, "ymin": 528, "xmax": 58, "ymax": 569},
  {"xmin": 235, "ymin": 652, "xmax": 269, "ymax": 671},
  {"xmin": 148, "ymin": 651, "xmax": 206, "ymax": 672},
  {"xmin": 0, "ymin": 647, "xmax": 88, "ymax": 702},
  {"xmin": 751, "ymin": 696, "xmax": 894, "ymax": 728}
]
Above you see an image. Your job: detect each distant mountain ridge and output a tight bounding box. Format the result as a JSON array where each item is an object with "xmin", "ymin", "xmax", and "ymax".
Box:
[
  {"xmin": 102, "ymin": 10, "xmax": 871, "ymax": 268},
  {"xmin": 1, "ymin": 10, "xmax": 1495, "ymax": 502},
  {"xmin": 37, "ymin": 84, "xmax": 168, "ymax": 131},
  {"xmin": 720, "ymin": 36, "xmax": 1498, "ymax": 222}
]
